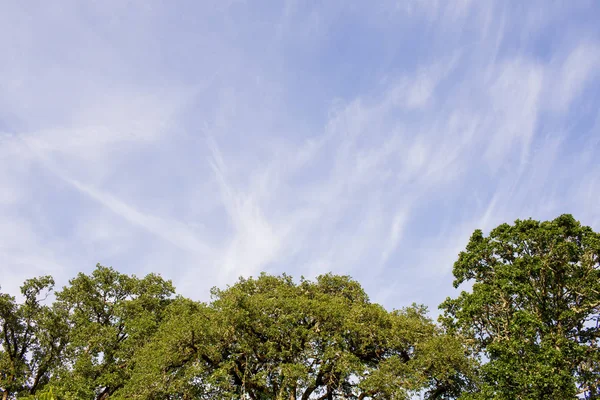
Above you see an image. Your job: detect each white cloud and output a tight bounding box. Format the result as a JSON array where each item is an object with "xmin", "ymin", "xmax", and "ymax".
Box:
[
  {"xmin": 484, "ymin": 60, "xmax": 544, "ymax": 171},
  {"xmin": 547, "ymin": 43, "xmax": 600, "ymax": 112},
  {"xmin": 207, "ymin": 137, "xmax": 284, "ymax": 282},
  {"xmin": 1, "ymin": 0, "xmax": 599, "ymax": 314}
]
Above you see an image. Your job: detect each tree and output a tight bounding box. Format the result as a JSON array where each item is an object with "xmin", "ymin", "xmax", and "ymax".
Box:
[
  {"xmin": 53, "ymin": 264, "xmax": 175, "ymax": 400},
  {"xmin": 20, "ymin": 385, "xmax": 58, "ymax": 400},
  {"xmin": 0, "ymin": 277, "xmax": 68, "ymax": 400},
  {"xmin": 123, "ymin": 273, "xmax": 473, "ymax": 399},
  {"xmin": 440, "ymin": 215, "xmax": 600, "ymax": 399},
  {"xmin": 117, "ymin": 298, "xmax": 222, "ymax": 399}
]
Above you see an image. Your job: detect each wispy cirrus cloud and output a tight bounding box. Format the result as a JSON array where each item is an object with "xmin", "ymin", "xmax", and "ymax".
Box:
[{"xmin": 1, "ymin": 1, "xmax": 599, "ymax": 311}]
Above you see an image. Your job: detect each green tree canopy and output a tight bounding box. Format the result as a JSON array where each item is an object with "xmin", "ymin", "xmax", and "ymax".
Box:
[
  {"xmin": 52, "ymin": 264, "xmax": 175, "ymax": 400},
  {"xmin": 6, "ymin": 213, "xmax": 598, "ymax": 399},
  {"xmin": 0, "ymin": 276, "xmax": 68, "ymax": 400},
  {"xmin": 123, "ymin": 273, "xmax": 473, "ymax": 400},
  {"xmin": 440, "ymin": 214, "xmax": 600, "ymax": 399}
]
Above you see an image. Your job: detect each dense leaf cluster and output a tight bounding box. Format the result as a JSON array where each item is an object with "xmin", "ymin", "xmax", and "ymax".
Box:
[
  {"xmin": 1, "ymin": 214, "xmax": 598, "ymax": 399},
  {"xmin": 440, "ymin": 214, "xmax": 600, "ymax": 399}
]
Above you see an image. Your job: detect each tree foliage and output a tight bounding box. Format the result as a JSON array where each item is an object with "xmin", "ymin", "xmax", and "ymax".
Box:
[
  {"xmin": 1, "ymin": 214, "xmax": 598, "ymax": 399},
  {"xmin": 122, "ymin": 273, "xmax": 472, "ymax": 400},
  {"xmin": 440, "ymin": 214, "xmax": 600, "ymax": 399},
  {"xmin": 53, "ymin": 265, "xmax": 175, "ymax": 400},
  {"xmin": 0, "ymin": 276, "xmax": 67, "ymax": 400}
]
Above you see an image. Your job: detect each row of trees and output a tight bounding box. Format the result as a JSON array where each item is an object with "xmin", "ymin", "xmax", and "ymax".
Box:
[{"xmin": 1, "ymin": 214, "xmax": 599, "ymax": 399}]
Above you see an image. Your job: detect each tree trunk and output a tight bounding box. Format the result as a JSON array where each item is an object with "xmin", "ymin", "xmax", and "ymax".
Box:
[{"xmin": 2, "ymin": 389, "xmax": 9, "ymax": 400}]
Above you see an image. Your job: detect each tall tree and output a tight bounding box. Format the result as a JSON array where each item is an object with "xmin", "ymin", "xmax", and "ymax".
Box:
[
  {"xmin": 0, "ymin": 277, "xmax": 68, "ymax": 400},
  {"xmin": 440, "ymin": 215, "xmax": 600, "ymax": 399},
  {"xmin": 123, "ymin": 273, "xmax": 473, "ymax": 399},
  {"xmin": 53, "ymin": 264, "xmax": 174, "ymax": 400}
]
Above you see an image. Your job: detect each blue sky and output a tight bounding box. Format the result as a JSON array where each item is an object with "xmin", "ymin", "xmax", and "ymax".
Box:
[{"xmin": 1, "ymin": 1, "xmax": 599, "ymax": 312}]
